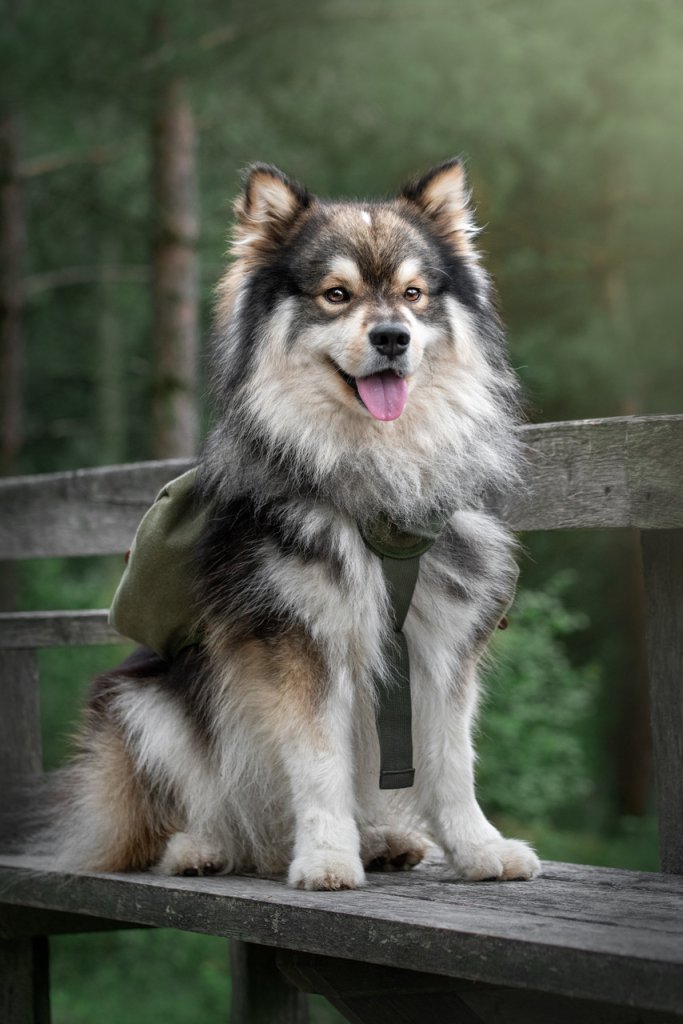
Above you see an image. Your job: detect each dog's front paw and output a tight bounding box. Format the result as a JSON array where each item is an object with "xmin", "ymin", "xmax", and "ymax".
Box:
[
  {"xmin": 154, "ymin": 832, "xmax": 233, "ymax": 877},
  {"xmin": 449, "ymin": 837, "xmax": 541, "ymax": 881},
  {"xmin": 288, "ymin": 850, "xmax": 366, "ymax": 891}
]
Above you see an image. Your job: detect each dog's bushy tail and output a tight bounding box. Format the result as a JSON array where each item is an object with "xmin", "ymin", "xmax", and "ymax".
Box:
[
  {"xmin": 1, "ymin": 752, "xmax": 171, "ymax": 873},
  {"xmin": 0, "ymin": 769, "xmax": 69, "ymax": 859}
]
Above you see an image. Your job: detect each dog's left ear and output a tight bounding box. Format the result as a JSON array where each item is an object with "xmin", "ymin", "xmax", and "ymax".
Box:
[
  {"xmin": 400, "ymin": 159, "xmax": 477, "ymax": 255},
  {"xmin": 232, "ymin": 164, "xmax": 312, "ymax": 262}
]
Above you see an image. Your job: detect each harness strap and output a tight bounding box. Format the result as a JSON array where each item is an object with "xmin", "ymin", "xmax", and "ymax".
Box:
[
  {"xmin": 360, "ymin": 514, "xmax": 446, "ymax": 791},
  {"xmin": 376, "ymin": 554, "xmax": 421, "ymax": 789}
]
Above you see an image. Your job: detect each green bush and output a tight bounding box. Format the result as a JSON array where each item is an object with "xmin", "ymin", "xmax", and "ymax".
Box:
[
  {"xmin": 477, "ymin": 572, "xmax": 600, "ymax": 824},
  {"xmin": 49, "ymin": 931, "xmax": 345, "ymax": 1024}
]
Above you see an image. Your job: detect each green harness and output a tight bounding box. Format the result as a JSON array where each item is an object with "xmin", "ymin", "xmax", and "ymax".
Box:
[{"xmin": 109, "ymin": 469, "xmax": 444, "ymax": 790}]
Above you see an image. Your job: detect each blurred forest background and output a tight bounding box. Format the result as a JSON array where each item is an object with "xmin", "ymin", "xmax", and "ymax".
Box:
[{"xmin": 2, "ymin": 0, "xmax": 682, "ymax": 1021}]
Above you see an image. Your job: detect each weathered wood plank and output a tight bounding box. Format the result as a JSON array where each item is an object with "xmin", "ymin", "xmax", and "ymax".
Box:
[
  {"xmin": 641, "ymin": 528, "xmax": 683, "ymax": 874},
  {"xmin": 0, "ymin": 610, "xmax": 121, "ymax": 649},
  {"xmin": 387, "ymin": 856, "xmax": 683, "ymax": 895},
  {"xmin": 0, "ymin": 417, "xmax": 681, "ymax": 559},
  {"xmin": 0, "ymin": 457, "xmax": 192, "ymax": 559},
  {"xmin": 457, "ymin": 989, "xmax": 683, "ymax": 1024},
  {"xmin": 279, "ymin": 952, "xmax": 486, "ymax": 1024},
  {"xmin": 278, "ymin": 953, "xmax": 682, "ymax": 1024},
  {"xmin": 0, "ymin": 653, "xmax": 49, "ymax": 1023},
  {"xmin": 363, "ymin": 870, "xmax": 683, "ymax": 933},
  {"xmin": 0, "ymin": 856, "xmax": 682, "ymax": 1013},
  {"xmin": 0, "ymin": 906, "xmax": 145, "ymax": 940},
  {"xmin": 0, "ymin": 650, "xmax": 40, "ymax": 781},
  {"xmin": 503, "ymin": 414, "xmax": 683, "ymax": 531},
  {"xmin": 230, "ymin": 940, "xmax": 309, "ymax": 1024},
  {"xmin": 0, "ymin": 939, "xmax": 50, "ymax": 1024}
]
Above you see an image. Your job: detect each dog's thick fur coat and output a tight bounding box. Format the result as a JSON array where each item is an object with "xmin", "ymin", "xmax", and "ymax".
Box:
[{"xmin": 41, "ymin": 161, "xmax": 540, "ymax": 889}]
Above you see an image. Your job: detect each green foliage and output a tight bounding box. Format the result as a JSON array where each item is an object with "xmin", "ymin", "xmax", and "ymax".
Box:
[
  {"xmin": 477, "ymin": 573, "xmax": 600, "ymax": 824},
  {"xmin": 19, "ymin": 556, "xmax": 124, "ymax": 613},
  {"xmin": 512, "ymin": 815, "xmax": 661, "ymax": 872},
  {"xmin": 50, "ymin": 931, "xmax": 230, "ymax": 1024},
  {"xmin": 50, "ymin": 930, "xmax": 345, "ymax": 1024}
]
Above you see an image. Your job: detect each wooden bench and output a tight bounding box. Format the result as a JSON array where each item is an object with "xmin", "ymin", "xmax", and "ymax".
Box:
[{"xmin": 1, "ymin": 413, "xmax": 682, "ymax": 1023}]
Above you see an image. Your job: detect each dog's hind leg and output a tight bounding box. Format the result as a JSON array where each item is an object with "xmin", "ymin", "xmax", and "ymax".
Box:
[
  {"xmin": 152, "ymin": 790, "xmax": 239, "ymax": 878},
  {"xmin": 100, "ymin": 668, "xmax": 236, "ymax": 878},
  {"xmin": 361, "ymin": 825, "xmax": 431, "ymax": 871},
  {"xmin": 353, "ymin": 706, "xmax": 431, "ymax": 871},
  {"xmin": 154, "ymin": 831, "xmax": 233, "ymax": 877}
]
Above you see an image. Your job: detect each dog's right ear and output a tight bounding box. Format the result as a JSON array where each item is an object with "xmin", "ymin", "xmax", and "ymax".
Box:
[{"xmin": 232, "ymin": 164, "xmax": 312, "ymax": 262}]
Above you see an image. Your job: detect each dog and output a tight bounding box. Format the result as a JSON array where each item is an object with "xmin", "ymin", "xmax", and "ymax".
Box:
[{"xmin": 42, "ymin": 159, "xmax": 541, "ymax": 890}]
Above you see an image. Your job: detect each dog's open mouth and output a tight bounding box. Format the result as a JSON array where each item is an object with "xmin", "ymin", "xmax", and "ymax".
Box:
[{"xmin": 334, "ymin": 364, "xmax": 409, "ymax": 422}]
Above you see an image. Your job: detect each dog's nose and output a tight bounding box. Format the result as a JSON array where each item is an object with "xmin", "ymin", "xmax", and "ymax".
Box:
[{"xmin": 369, "ymin": 323, "xmax": 411, "ymax": 360}]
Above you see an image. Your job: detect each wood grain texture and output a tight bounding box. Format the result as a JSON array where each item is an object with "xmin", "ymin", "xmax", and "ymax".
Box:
[
  {"xmin": 0, "ymin": 939, "xmax": 50, "ymax": 1024},
  {"xmin": 0, "ymin": 457, "xmax": 192, "ymax": 559},
  {"xmin": 279, "ymin": 952, "xmax": 486, "ymax": 1024},
  {"xmin": 1, "ymin": 857, "xmax": 682, "ymax": 1013},
  {"xmin": 277, "ymin": 953, "xmax": 682, "ymax": 1024},
  {"xmin": 0, "ymin": 417, "xmax": 682, "ymax": 559},
  {"xmin": 0, "ymin": 648, "xmax": 49, "ymax": 1023},
  {"xmin": 641, "ymin": 529, "xmax": 683, "ymax": 874},
  {"xmin": 0, "ymin": 906, "xmax": 144, "ymax": 940},
  {"xmin": 0, "ymin": 610, "xmax": 121, "ymax": 649},
  {"xmin": 230, "ymin": 940, "xmax": 309, "ymax": 1024},
  {"xmin": 503, "ymin": 414, "xmax": 683, "ymax": 531},
  {"xmin": 0, "ymin": 650, "xmax": 40, "ymax": 779}
]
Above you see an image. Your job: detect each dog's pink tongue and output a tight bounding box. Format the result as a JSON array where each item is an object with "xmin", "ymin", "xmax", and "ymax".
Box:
[{"xmin": 356, "ymin": 371, "xmax": 409, "ymax": 421}]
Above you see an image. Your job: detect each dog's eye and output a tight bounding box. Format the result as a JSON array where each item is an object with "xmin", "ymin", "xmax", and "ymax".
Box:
[
  {"xmin": 324, "ymin": 287, "xmax": 351, "ymax": 304},
  {"xmin": 404, "ymin": 287, "xmax": 422, "ymax": 302}
]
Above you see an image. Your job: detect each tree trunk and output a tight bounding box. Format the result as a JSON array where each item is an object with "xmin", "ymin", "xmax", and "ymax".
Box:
[
  {"xmin": 96, "ymin": 237, "xmax": 127, "ymax": 465},
  {"xmin": 0, "ymin": 110, "xmax": 26, "ymax": 477},
  {"xmin": 597, "ymin": 247, "xmax": 652, "ymax": 816},
  {"xmin": 94, "ymin": 160, "xmax": 126, "ymax": 466},
  {"xmin": 616, "ymin": 527, "xmax": 652, "ymax": 816},
  {"xmin": 0, "ymin": 109, "xmax": 26, "ymax": 613},
  {"xmin": 150, "ymin": 74, "xmax": 199, "ymax": 459}
]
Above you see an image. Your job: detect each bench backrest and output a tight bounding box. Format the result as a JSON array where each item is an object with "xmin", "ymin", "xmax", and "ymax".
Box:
[{"xmin": 1, "ymin": 415, "xmax": 682, "ymax": 869}]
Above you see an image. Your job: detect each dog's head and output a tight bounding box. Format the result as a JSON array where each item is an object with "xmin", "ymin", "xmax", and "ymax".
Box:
[{"xmin": 210, "ymin": 161, "xmax": 518, "ymax": 520}]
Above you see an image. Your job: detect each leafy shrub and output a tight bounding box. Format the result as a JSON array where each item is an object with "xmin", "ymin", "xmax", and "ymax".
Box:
[{"xmin": 477, "ymin": 572, "xmax": 600, "ymax": 824}]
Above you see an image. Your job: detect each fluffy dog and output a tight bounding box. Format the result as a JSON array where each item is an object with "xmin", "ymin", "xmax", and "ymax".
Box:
[{"xmin": 46, "ymin": 160, "xmax": 540, "ymax": 890}]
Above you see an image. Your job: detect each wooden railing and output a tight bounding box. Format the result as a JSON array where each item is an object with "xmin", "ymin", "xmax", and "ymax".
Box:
[
  {"xmin": 2, "ymin": 417, "xmax": 682, "ymax": 562},
  {"xmin": 1, "ymin": 413, "xmax": 682, "ymax": 1023}
]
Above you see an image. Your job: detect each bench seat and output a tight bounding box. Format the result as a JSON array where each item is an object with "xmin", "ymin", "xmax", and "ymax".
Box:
[
  {"xmin": 2, "ymin": 854, "xmax": 682, "ymax": 1017},
  {"xmin": 2, "ymin": 417, "xmax": 683, "ymax": 1022}
]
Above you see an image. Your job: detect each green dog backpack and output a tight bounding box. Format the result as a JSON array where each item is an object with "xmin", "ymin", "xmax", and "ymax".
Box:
[{"xmin": 109, "ymin": 467, "xmax": 206, "ymax": 660}]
